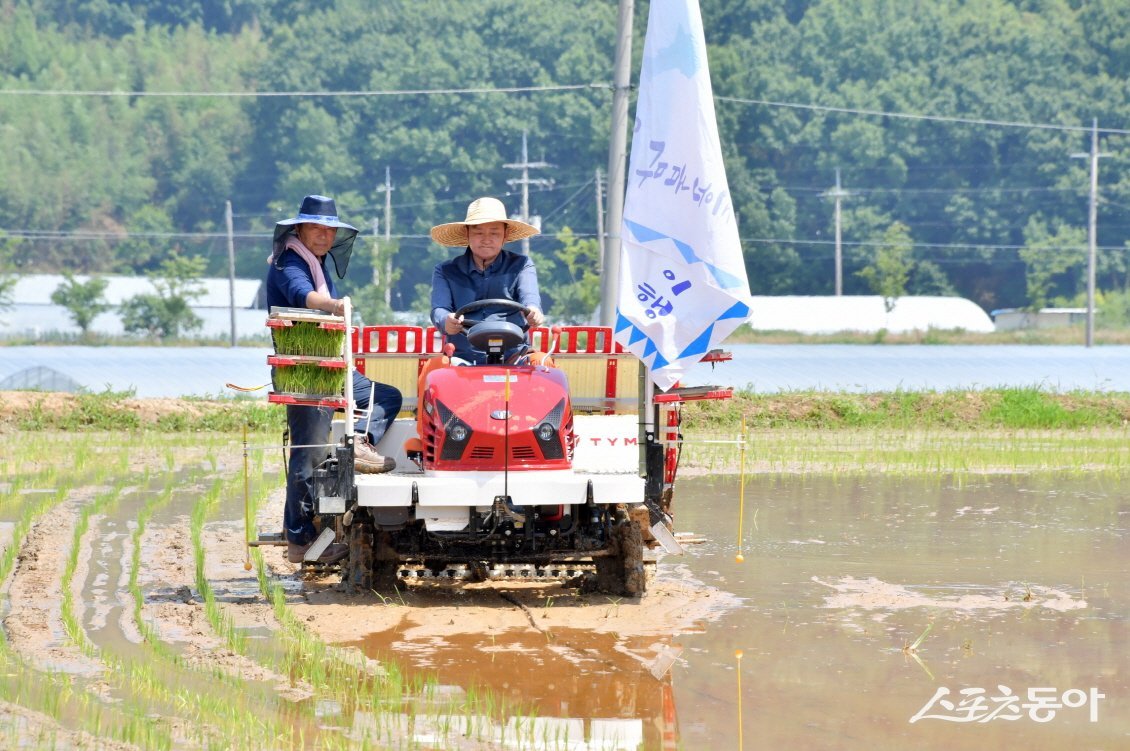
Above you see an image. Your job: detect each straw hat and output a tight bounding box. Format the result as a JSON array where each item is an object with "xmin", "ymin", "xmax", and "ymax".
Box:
[{"xmin": 429, "ymin": 197, "xmax": 540, "ymax": 247}]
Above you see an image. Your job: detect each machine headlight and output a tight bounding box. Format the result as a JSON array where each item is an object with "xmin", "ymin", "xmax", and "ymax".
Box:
[
  {"xmin": 436, "ymin": 400, "xmax": 473, "ymax": 461},
  {"xmin": 533, "ymin": 399, "xmax": 566, "ymax": 460}
]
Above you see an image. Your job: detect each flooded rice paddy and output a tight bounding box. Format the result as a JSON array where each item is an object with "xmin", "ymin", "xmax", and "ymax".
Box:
[
  {"xmin": 670, "ymin": 474, "xmax": 1129, "ymax": 750},
  {"xmin": 327, "ymin": 475, "xmax": 1129, "ymax": 750},
  {"xmin": 1, "ymin": 433, "xmax": 1127, "ymax": 750}
]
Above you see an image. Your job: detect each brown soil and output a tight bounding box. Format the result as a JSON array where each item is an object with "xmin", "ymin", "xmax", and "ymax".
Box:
[
  {"xmin": 252, "ymin": 488, "xmax": 735, "ymax": 644},
  {"xmin": 0, "ymin": 390, "xmax": 201, "ymax": 425}
]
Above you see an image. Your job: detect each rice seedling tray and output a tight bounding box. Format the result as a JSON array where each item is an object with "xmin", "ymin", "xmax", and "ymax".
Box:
[
  {"xmin": 267, "ymin": 307, "xmax": 347, "ymax": 328},
  {"xmin": 266, "ymin": 355, "xmax": 349, "ymax": 369},
  {"xmin": 267, "ymin": 393, "xmax": 348, "ymax": 409},
  {"xmin": 266, "ymin": 318, "xmax": 346, "ymax": 331}
]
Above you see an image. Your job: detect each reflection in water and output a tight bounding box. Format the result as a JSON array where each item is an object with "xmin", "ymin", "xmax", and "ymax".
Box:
[
  {"xmin": 345, "ymin": 628, "xmax": 679, "ymax": 750},
  {"xmin": 337, "ymin": 474, "xmax": 1127, "ymax": 750}
]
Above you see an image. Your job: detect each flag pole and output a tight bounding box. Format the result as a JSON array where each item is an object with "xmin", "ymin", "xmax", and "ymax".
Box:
[
  {"xmin": 600, "ymin": 0, "xmax": 635, "ymax": 327},
  {"xmin": 610, "ymin": 0, "xmax": 753, "ymax": 391}
]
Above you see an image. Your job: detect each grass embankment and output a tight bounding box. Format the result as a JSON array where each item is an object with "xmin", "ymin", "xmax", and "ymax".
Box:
[{"xmin": 3, "ymin": 386, "xmax": 1130, "ymax": 475}]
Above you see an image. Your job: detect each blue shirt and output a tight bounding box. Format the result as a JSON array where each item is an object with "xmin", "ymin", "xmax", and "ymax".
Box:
[
  {"xmin": 266, "ymin": 250, "xmax": 338, "ymax": 310},
  {"xmin": 430, "ymin": 248, "xmax": 542, "ymax": 363}
]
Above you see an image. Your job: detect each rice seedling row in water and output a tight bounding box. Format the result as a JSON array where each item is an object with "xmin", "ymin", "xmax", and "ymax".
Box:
[
  {"xmin": 128, "ymin": 467, "xmax": 186, "ymax": 659},
  {"xmin": 187, "ymin": 449, "xmax": 392, "ymax": 748},
  {"xmin": 680, "ymin": 427, "xmax": 1130, "ymax": 477},
  {"xmin": 253, "ymin": 548, "xmax": 543, "ymax": 750},
  {"xmin": 105, "ymin": 451, "xmax": 295, "ymax": 747},
  {"xmin": 46, "ymin": 442, "xmax": 286, "ymax": 749},
  {"xmin": 225, "ymin": 443, "xmax": 569, "ymax": 750},
  {"xmin": 273, "ymin": 322, "xmax": 345, "ymax": 357},
  {"xmin": 192, "ymin": 475, "xmax": 244, "ymax": 651},
  {"xmin": 241, "ymin": 462, "xmax": 461, "ymax": 747},
  {"xmin": 61, "ymin": 479, "xmax": 130, "ymax": 659},
  {"xmin": 0, "ymin": 466, "xmax": 179, "ymax": 750}
]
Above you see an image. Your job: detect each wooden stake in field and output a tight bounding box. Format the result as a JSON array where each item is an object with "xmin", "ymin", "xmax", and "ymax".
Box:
[{"xmin": 242, "ymin": 424, "xmax": 252, "ymax": 571}]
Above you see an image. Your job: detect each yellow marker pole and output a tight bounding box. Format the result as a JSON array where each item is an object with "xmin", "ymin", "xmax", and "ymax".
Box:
[
  {"xmin": 735, "ymin": 648, "xmax": 744, "ymax": 751},
  {"xmin": 736, "ymin": 417, "xmax": 746, "ymax": 563},
  {"xmin": 503, "ymin": 372, "xmax": 511, "ymax": 503},
  {"xmin": 243, "ymin": 423, "xmax": 253, "ymax": 571}
]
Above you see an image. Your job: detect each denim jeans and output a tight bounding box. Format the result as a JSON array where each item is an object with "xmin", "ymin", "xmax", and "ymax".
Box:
[{"xmin": 284, "ymin": 370, "xmax": 403, "ymax": 546}]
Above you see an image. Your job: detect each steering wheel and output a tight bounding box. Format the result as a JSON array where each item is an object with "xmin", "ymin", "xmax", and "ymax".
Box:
[
  {"xmin": 453, "ymin": 298, "xmax": 530, "ymax": 328},
  {"xmin": 452, "ymin": 299, "xmax": 529, "ymax": 355}
]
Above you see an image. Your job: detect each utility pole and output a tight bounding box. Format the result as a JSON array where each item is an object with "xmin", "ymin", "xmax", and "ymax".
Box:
[
  {"xmin": 1071, "ymin": 119, "xmax": 1108, "ymax": 348},
  {"xmin": 375, "ymin": 167, "xmax": 394, "ymax": 306},
  {"xmin": 594, "ymin": 167, "xmax": 605, "ymax": 273},
  {"xmin": 601, "ymin": 0, "xmax": 637, "ymax": 325},
  {"xmin": 225, "ymin": 200, "xmax": 236, "ymax": 347},
  {"xmin": 600, "ymin": 0, "xmax": 634, "ymax": 326},
  {"xmin": 822, "ymin": 170, "xmax": 850, "ymax": 296},
  {"xmin": 505, "ymin": 131, "xmax": 553, "ymax": 255},
  {"xmin": 371, "ymin": 217, "xmax": 380, "ymax": 285}
]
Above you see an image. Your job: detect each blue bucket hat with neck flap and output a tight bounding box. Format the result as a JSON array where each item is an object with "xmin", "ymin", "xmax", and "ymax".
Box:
[{"xmin": 272, "ymin": 194, "xmax": 360, "ymax": 278}]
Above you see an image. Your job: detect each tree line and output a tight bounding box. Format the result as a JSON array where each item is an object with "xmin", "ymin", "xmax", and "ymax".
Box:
[{"xmin": 1, "ymin": 0, "xmax": 1128, "ymax": 333}]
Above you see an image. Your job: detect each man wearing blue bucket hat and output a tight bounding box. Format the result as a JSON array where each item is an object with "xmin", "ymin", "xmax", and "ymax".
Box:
[{"xmin": 266, "ymin": 195, "xmax": 403, "ymax": 564}]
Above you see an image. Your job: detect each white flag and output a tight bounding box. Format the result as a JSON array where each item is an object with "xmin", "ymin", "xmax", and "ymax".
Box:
[{"xmin": 614, "ymin": 0, "xmax": 752, "ymax": 391}]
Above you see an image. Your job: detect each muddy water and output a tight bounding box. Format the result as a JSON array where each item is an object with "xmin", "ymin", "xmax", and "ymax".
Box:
[
  {"xmin": 673, "ymin": 475, "xmax": 1129, "ymax": 751},
  {"xmin": 350, "ymin": 475, "xmax": 1129, "ymax": 751}
]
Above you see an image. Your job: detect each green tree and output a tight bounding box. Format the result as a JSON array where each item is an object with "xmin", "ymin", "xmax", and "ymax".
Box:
[
  {"xmin": 120, "ymin": 255, "xmax": 206, "ymax": 340},
  {"xmin": 1019, "ymin": 217, "xmax": 1086, "ymax": 311},
  {"xmin": 410, "ymin": 282, "xmax": 433, "ymax": 322},
  {"xmin": 348, "ymin": 237, "xmax": 402, "ymax": 326},
  {"xmin": 0, "ymin": 274, "xmax": 14, "ymax": 315},
  {"xmin": 857, "ymin": 222, "xmax": 913, "ymax": 313},
  {"xmin": 542, "ymin": 227, "xmax": 601, "ymax": 323},
  {"xmin": 51, "ymin": 273, "xmax": 111, "ymax": 337}
]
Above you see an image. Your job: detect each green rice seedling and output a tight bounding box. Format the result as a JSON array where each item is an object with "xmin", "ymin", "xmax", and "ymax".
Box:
[
  {"xmin": 273, "ymin": 321, "xmax": 345, "ymax": 357},
  {"xmin": 0, "ymin": 473, "xmax": 188, "ymax": 748},
  {"xmin": 129, "ymin": 477, "xmax": 178, "ymax": 654},
  {"xmin": 191, "ymin": 476, "xmax": 248, "ymax": 653},
  {"xmin": 904, "ymin": 623, "xmax": 933, "ymax": 654},
  {"xmin": 273, "ymin": 363, "xmax": 347, "ymax": 396},
  {"xmin": 62, "ymin": 480, "xmax": 128, "ymax": 658}
]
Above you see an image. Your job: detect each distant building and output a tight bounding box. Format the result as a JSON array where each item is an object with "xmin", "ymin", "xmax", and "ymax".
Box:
[
  {"xmin": 746, "ymin": 296, "xmax": 995, "ymax": 334},
  {"xmin": 0, "ymin": 273, "xmax": 268, "ymax": 340},
  {"xmin": 990, "ymin": 308, "xmax": 1087, "ymax": 331}
]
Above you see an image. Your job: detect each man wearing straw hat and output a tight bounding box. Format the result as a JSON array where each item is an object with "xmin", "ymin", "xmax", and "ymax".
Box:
[
  {"xmin": 266, "ymin": 194, "xmax": 403, "ymax": 564},
  {"xmin": 429, "ymin": 196, "xmax": 545, "ymax": 365}
]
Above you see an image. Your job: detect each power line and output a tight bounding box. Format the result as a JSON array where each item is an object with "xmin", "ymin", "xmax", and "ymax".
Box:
[
  {"xmin": 7, "ymin": 227, "xmax": 1123, "ymax": 257},
  {"xmin": 715, "ymin": 95, "xmax": 1130, "ymax": 135},
  {"xmin": 0, "ymin": 83, "xmax": 608, "ymax": 98},
  {"xmin": 740, "ymin": 236, "xmax": 1123, "ymax": 253},
  {"xmin": 782, "ymin": 186, "xmax": 1081, "ymax": 196},
  {"xmin": 3, "ymin": 82, "xmax": 1124, "ymax": 136},
  {"xmin": 538, "ymin": 177, "xmax": 597, "ymax": 225}
]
